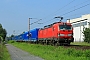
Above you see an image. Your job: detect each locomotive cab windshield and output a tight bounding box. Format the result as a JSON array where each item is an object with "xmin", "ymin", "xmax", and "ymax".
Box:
[{"xmin": 59, "ymin": 25, "xmax": 72, "ymax": 30}]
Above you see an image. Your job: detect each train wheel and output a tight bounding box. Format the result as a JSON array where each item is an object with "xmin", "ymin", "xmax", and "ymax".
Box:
[
  {"xmin": 55, "ymin": 41, "xmax": 60, "ymax": 46},
  {"xmin": 51, "ymin": 40, "xmax": 55, "ymax": 46},
  {"xmin": 60, "ymin": 43, "xmax": 63, "ymax": 46},
  {"xmin": 36, "ymin": 41, "xmax": 38, "ymax": 44},
  {"xmin": 68, "ymin": 42, "xmax": 70, "ymax": 45}
]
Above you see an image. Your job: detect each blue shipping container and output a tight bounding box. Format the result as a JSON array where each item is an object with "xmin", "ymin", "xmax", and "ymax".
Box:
[
  {"xmin": 29, "ymin": 28, "xmax": 39, "ymax": 41},
  {"xmin": 23, "ymin": 28, "xmax": 39, "ymax": 42}
]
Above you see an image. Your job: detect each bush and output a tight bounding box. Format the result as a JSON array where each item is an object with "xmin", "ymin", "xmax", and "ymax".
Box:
[
  {"xmin": 8, "ymin": 40, "xmax": 15, "ymax": 43},
  {"xmin": 83, "ymin": 28, "xmax": 90, "ymax": 43}
]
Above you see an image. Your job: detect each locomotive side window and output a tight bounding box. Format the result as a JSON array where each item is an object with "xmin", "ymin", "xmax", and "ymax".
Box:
[{"xmin": 59, "ymin": 25, "xmax": 72, "ymax": 30}]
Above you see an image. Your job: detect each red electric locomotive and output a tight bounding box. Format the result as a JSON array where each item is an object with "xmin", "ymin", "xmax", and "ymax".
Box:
[{"xmin": 38, "ymin": 22, "xmax": 74, "ymax": 45}]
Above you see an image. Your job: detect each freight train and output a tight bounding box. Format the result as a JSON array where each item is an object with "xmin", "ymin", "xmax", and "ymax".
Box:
[{"xmin": 12, "ymin": 22, "xmax": 74, "ymax": 45}]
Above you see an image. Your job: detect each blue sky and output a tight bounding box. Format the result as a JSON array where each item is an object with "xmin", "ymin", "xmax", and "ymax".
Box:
[{"xmin": 0, "ymin": 0, "xmax": 90, "ymax": 36}]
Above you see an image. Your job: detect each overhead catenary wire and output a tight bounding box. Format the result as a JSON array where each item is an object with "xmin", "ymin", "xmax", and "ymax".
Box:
[
  {"xmin": 30, "ymin": 0, "xmax": 75, "ymax": 26},
  {"xmin": 41, "ymin": 0, "xmax": 76, "ymax": 19},
  {"xmin": 61, "ymin": 3, "xmax": 90, "ymax": 16},
  {"xmin": 39, "ymin": 0, "xmax": 89, "ymax": 24},
  {"xmin": 65, "ymin": 9, "xmax": 90, "ymax": 19},
  {"xmin": 41, "ymin": 3, "xmax": 90, "ymax": 23},
  {"xmin": 42, "ymin": 0, "xmax": 90, "ymax": 24},
  {"xmin": 30, "ymin": 0, "xmax": 76, "ymax": 28},
  {"xmin": 42, "ymin": 1, "xmax": 90, "ymax": 25},
  {"xmin": 30, "ymin": 19, "xmax": 42, "ymax": 25},
  {"xmin": 55, "ymin": 0, "xmax": 90, "ymax": 16},
  {"xmin": 31, "ymin": 0, "xmax": 90, "ymax": 29}
]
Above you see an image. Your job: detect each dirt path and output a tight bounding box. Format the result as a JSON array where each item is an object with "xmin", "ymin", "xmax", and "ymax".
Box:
[{"xmin": 6, "ymin": 44, "xmax": 44, "ymax": 60}]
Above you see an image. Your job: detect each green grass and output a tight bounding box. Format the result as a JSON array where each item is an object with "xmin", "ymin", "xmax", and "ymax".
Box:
[
  {"xmin": 71, "ymin": 42, "xmax": 90, "ymax": 46},
  {"xmin": 9, "ymin": 41, "xmax": 90, "ymax": 60},
  {"xmin": 0, "ymin": 44, "xmax": 11, "ymax": 60}
]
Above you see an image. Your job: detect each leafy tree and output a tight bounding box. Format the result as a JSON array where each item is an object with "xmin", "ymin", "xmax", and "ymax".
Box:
[
  {"xmin": 11, "ymin": 34, "xmax": 14, "ymax": 37},
  {"xmin": 0, "ymin": 24, "xmax": 7, "ymax": 41},
  {"xmin": 83, "ymin": 28, "xmax": 90, "ymax": 43}
]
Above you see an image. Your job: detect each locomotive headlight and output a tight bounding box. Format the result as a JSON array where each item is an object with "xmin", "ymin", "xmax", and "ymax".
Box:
[
  {"xmin": 68, "ymin": 34, "xmax": 72, "ymax": 36},
  {"xmin": 58, "ymin": 34, "xmax": 64, "ymax": 36}
]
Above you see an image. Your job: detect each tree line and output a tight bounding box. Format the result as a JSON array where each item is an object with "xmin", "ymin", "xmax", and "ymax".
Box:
[{"xmin": 0, "ymin": 24, "xmax": 7, "ymax": 42}]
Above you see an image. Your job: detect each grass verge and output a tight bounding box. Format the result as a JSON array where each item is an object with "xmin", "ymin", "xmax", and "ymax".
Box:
[
  {"xmin": 0, "ymin": 44, "xmax": 11, "ymax": 60},
  {"xmin": 9, "ymin": 41, "xmax": 90, "ymax": 60}
]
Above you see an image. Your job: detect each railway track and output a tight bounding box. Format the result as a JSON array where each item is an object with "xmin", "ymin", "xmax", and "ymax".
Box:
[{"xmin": 64, "ymin": 45, "xmax": 90, "ymax": 50}]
